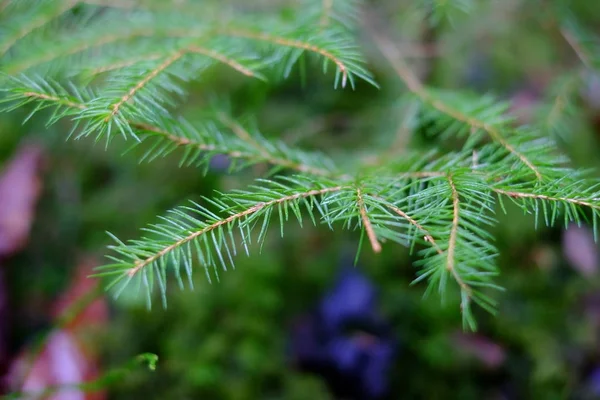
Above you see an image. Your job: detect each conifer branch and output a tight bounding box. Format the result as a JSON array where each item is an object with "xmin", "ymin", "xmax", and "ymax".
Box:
[
  {"xmin": 356, "ymin": 187, "xmax": 382, "ymax": 253},
  {"xmin": 187, "ymin": 45, "xmax": 260, "ymax": 78},
  {"xmin": 22, "ymin": 91, "xmax": 86, "ymax": 110},
  {"xmin": 222, "ymin": 29, "xmax": 350, "ymax": 87},
  {"xmin": 121, "ymin": 184, "xmax": 345, "ymax": 278},
  {"xmin": 0, "ymin": 0, "xmax": 77, "ymax": 57},
  {"xmin": 106, "ymin": 50, "xmax": 185, "ymax": 122},
  {"xmin": 88, "ymin": 53, "xmax": 165, "ymax": 75},
  {"xmin": 370, "ymin": 30, "xmax": 543, "ymax": 180},
  {"xmin": 10, "ymin": 88, "xmax": 338, "ymax": 177}
]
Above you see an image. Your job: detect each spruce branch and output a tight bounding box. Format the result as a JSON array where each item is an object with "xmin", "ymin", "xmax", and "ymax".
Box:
[
  {"xmin": 221, "ymin": 29, "xmax": 356, "ymax": 88},
  {"xmin": 106, "ymin": 50, "xmax": 186, "ymax": 125},
  {"xmin": 85, "ymin": 53, "xmax": 165, "ymax": 75},
  {"xmin": 370, "ymin": 28, "xmax": 543, "ymax": 180},
  {"xmin": 1, "ymin": 79, "xmax": 339, "ymax": 177},
  {"xmin": 3, "ymin": 4, "xmax": 374, "ymax": 90},
  {"xmin": 0, "ymin": 0, "xmax": 77, "ymax": 57},
  {"xmin": 96, "ymin": 178, "xmax": 348, "ymax": 304}
]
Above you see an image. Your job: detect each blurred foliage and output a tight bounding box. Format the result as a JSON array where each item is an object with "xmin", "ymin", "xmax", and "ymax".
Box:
[{"xmin": 3, "ymin": 0, "xmax": 600, "ymax": 399}]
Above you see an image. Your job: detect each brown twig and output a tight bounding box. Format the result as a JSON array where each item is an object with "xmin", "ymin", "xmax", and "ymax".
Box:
[
  {"xmin": 320, "ymin": 0, "xmax": 334, "ymax": 28},
  {"xmin": 187, "ymin": 45, "xmax": 259, "ymax": 77},
  {"xmin": 493, "ymin": 188, "xmax": 600, "ymax": 210},
  {"xmin": 446, "ymin": 175, "xmax": 471, "ymax": 295},
  {"xmin": 356, "ymin": 188, "xmax": 382, "ymax": 253},
  {"xmin": 382, "ymin": 201, "xmax": 442, "ymax": 254},
  {"xmin": 560, "ymin": 28, "xmax": 593, "ymax": 69}
]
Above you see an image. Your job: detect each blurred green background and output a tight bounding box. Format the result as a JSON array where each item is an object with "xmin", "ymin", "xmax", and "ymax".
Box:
[{"xmin": 3, "ymin": 1, "xmax": 600, "ymax": 399}]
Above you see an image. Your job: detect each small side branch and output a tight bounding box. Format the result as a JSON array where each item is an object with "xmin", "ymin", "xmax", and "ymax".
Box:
[
  {"xmin": 217, "ymin": 113, "xmax": 272, "ymax": 158},
  {"xmin": 494, "ymin": 188, "xmax": 600, "ymax": 210},
  {"xmin": 216, "ymin": 113, "xmax": 336, "ymax": 177},
  {"xmin": 187, "ymin": 45, "xmax": 259, "ymax": 77},
  {"xmin": 370, "ymin": 29, "xmax": 542, "ymax": 180},
  {"xmin": 22, "ymin": 92, "xmax": 86, "ymax": 110},
  {"xmin": 560, "ymin": 28, "xmax": 593, "ymax": 69},
  {"xmin": 88, "ymin": 53, "xmax": 165, "ymax": 75},
  {"xmin": 320, "ymin": 0, "xmax": 334, "ymax": 28},
  {"xmin": 127, "ymin": 185, "xmax": 345, "ymax": 277},
  {"xmin": 221, "ymin": 29, "xmax": 348, "ymax": 87},
  {"xmin": 447, "ymin": 175, "xmax": 471, "ymax": 295},
  {"xmin": 106, "ymin": 50, "xmax": 185, "ymax": 122},
  {"xmin": 20, "ymin": 91, "xmax": 333, "ymax": 176},
  {"xmin": 356, "ymin": 188, "xmax": 382, "ymax": 253},
  {"xmin": 383, "ymin": 202, "xmax": 442, "ymax": 254}
]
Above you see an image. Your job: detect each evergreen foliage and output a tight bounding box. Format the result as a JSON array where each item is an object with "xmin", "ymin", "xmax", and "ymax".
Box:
[{"xmin": 1, "ymin": 0, "xmax": 600, "ymax": 332}]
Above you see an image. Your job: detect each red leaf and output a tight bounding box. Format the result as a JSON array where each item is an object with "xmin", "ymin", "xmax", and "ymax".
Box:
[
  {"xmin": 5, "ymin": 258, "xmax": 108, "ymax": 399},
  {"xmin": 0, "ymin": 143, "xmax": 44, "ymax": 257},
  {"xmin": 453, "ymin": 332, "xmax": 506, "ymax": 369},
  {"xmin": 7, "ymin": 330, "xmax": 105, "ymax": 400},
  {"xmin": 51, "ymin": 257, "xmax": 109, "ymax": 333}
]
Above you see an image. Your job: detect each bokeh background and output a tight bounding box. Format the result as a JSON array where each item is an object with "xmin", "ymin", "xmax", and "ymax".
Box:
[{"xmin": 2, "ymin": 0, "xmax": 600, "ymax": 399}]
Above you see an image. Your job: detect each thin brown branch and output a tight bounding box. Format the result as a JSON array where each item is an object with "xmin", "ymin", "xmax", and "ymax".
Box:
[
  {"xmin": 370, "ymin": 29, "xmax": 542, "ymax": 180},
  {"xmin": 382, "ymin": 201, "xmax": 442, "ymax": 254},
  {"xmin": 0, "ymin": 0, "xmax": 10, "ymax": 13},
  {"xmin": 356, "ymin": 188, "xmax": 382, "ymax": 253},
  {"xmin": 23, "ymin": 92, "xmax": 86, "ymax": 109},
  {"xmin": 447, "ymin": 175, "xmax": 471, "ymax": 295},
  {"xmin": 560, "ymin": 28, "xmax": 593, "ymax": 69},
  {"xmin": 217, "ymin": 113, "xmax": 271, "ymax": 156},
  {"xmin": 0, "ymin": 0, "xmax": 77, "ymax": 57},
  {"xmin": 320, "ymin": 0, "xmax": 334, "ymax": 27},
  {"xmin": 216, "ymin": 113, "xmax": 337, "ymax": 177},
  {"xmin": 493, "ymin": 188, "xmax": 600, "ymax": 210},
  {"xmin": 80, "ymin": 0, "xmax": 139, "ymax": 7},
  {"xmin": 88, "ymin": 53, "xmax": 165, "ymax": 75},
  {"xmin": 187, "ymin": 45, "xmax": 258, "ymax": 77},
  {"xmin": 106, "ymin": 50, "xmax": 185, "ymax": 122},
  {"xmin": 221, "ymin": 28, "xmax": 348, "ymax": 87},
  {"xmin": 127, "ymin": 185, "xmax": 345, "ymax": 277}
]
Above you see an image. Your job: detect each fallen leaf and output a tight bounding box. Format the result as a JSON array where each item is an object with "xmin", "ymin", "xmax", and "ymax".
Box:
[
  {"xmin": 51, "ymin": 257, "xmax": 108, "ymax": 333},
  {"xmin": 0, "ymin": 268, "xmax": 9, "ymax": 385},
  {"xmin": 5, "ymin": 258, "xmax": 108, "ymax": 399},
  {"xmin": 7, "ymin": 330, "xmax": 104, "ymax": 400},
  {"xmin": 0, "ymin": 143, "xmax": 44, "ymax": 257},
  {"xmin": 563, "ymin": 224, "xmax": 598, "ymax": 277},
  {"xmin": 453, "ymin": 332, "xmax": 506, "ymax": 369}
]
